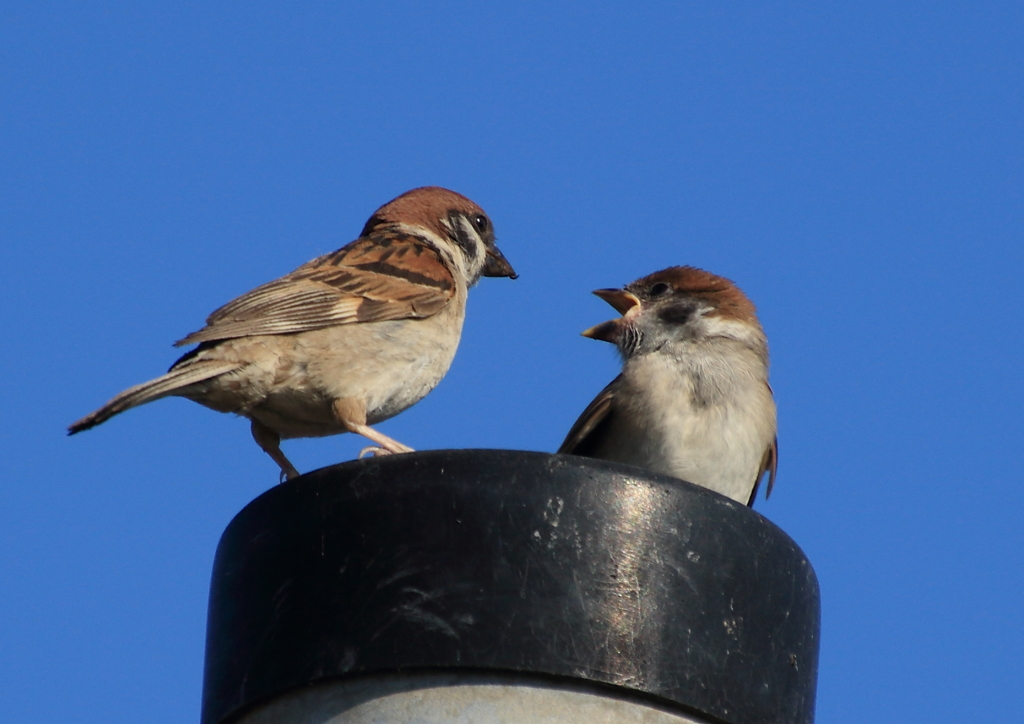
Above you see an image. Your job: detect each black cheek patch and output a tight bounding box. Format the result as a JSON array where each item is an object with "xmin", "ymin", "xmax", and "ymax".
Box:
[
  {"xmin": 657, "ymin": 302, "xmax": 696, "ymax": 325},
  {"xmin": 449, "ymin": 212, "xmax": 481, "ymax": 263}
]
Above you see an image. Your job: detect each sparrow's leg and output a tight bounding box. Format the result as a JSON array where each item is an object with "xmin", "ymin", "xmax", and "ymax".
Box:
[
  {"xmin": 333, "ymin": 398, "xmax": 415, "ymax": 455},
  {"xmin": 250, "ymin": 419, "xmax": 301, "ymax": 482}
]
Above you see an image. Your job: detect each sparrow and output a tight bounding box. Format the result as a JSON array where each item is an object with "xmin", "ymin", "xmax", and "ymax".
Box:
[
  {"xmin": 69, "ymin": 186, "xmax": 517, "ymax": 480},
  {"xmin": 558, "ymin": 266, "xmax": 777, "ymax": 506}
]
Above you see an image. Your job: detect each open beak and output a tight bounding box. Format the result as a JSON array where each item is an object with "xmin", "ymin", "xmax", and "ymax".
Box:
[
  {"xmin": 581, "ymin": 288, "xmax": 642, "ymax": 343},
  {"xmin": 592, "ymin": 288, "xmax": 641, "ymax": 314},
  {"xmin": 482, "ymin": 246, "xmax": 517, "ymax": 279},
  {"xmin": 581, "ymin": 319, "xmax": 622, "ymax": 342}
]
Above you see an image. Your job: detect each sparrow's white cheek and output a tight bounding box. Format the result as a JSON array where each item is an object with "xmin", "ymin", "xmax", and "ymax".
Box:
[
  {"xmin": 454, "ymin": 216, "xmax": 489, "ymax": 274},
  {"xmin": 701, "ymin": 316, "xmax": 765, "ymax": 349},
  {"xmin": 406, "ymin": 219, "xmax": 475, "ymax": 284},
  {"xmin": 396, "ymin": 221, "xmax": 457, "ymax": 259}
]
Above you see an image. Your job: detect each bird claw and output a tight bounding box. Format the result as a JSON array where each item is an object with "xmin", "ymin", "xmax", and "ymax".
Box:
[{"xmin": 359, "ymin": 446, "xmax": 391, "ymax": 459}]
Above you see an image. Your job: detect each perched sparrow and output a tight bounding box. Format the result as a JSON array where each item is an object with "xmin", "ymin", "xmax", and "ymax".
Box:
[
  {"xmin": 558, "ymin": 267, "xmax": 777, "ymax": 506},
  {"xmin": 69, "ymin": 186, "xmax": 516, "ymax": 480}
]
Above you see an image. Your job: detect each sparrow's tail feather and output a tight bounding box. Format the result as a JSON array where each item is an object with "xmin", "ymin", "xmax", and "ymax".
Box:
[{"xmin": 67, "ymin": 360, "xmax": 242, "ymax": 435}]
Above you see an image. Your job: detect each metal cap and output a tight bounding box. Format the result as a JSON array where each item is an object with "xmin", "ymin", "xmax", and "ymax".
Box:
[{"xmin": 202, "ymin": 450, "xmax": 819, "ymax": 724}]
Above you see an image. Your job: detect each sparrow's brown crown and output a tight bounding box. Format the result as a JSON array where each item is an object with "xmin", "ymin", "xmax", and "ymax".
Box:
[
  {"xmin": 626, "ymin": 266, "xmax": 758, "ymax": 324},
  {"xmin": 361, "ymin": 186, "xmax": 487, "ymax": 239}
]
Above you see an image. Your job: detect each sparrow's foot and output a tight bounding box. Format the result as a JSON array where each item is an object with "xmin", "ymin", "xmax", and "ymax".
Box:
[
  {"xmin": 250, "ymin": 419, "xmax": 301, "ymax": 483},
  {"xmin": 349, "ymin": 424, "xmax": 415, "ymax": 454},
  {"xmin": 333, "ymin": 398, "xmax": 415, "ymax": 456},
  {"xmin": 358, "ymin": 445, "xmax": 389, "ymax": 459}
]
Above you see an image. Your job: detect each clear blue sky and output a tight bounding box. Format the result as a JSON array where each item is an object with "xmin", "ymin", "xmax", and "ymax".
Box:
[{"xmin": 2, "ymin": 3, "xmax": 1022, "ymax": 722}]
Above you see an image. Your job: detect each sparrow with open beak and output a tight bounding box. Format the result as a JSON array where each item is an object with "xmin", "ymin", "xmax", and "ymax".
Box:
[
  {"xmin": 558, "ymin": 266, "xmax": 777, "ymax": 506},
  {"xmin": 69, "ymin": 186, "xmax": 517, "ymax": 481}
]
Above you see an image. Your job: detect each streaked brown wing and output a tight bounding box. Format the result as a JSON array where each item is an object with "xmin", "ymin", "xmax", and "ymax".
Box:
[
  {"xmin": 557, "ymin": 377, "xmax": 619, "ymax": 456},
  {"xmin": 174, "ymin": 231, "xmax": 456, "ymax": 346}
]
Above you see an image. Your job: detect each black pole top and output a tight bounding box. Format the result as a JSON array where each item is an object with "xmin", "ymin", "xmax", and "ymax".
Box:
[{"xmin": 202, "ymin": 450, "xmax": 819, "ymax": 724}]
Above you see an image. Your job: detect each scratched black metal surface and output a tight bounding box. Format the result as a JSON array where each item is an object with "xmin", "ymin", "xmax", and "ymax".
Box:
[{"xmin": 201, "ymin": 450, "xmax": 819, "ymax": 724}]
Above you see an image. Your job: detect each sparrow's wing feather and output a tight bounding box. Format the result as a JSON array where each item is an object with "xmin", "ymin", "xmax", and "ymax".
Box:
[
  {"xmin": 765, "ymin": 437, "xmax": 778, "ymax": 496},
  {"xmin": 174, "ymin": 233, "xmax": 456, "ymax": 346},
  {"xmin": 557, "ymin": 377, "xmax": 619, "ymax": 456},
  {"xmin": 746, "ymin": 437, "xmax": 778, "ymax": 507},
  {"xmin": 746, "ymin": 381, "xmax": 779, "ymax": 506}
]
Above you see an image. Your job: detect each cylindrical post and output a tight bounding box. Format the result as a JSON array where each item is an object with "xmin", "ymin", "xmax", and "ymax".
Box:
[{"xmin": 201, "ymin": 450, "xmax": 819, "ymax": 724}]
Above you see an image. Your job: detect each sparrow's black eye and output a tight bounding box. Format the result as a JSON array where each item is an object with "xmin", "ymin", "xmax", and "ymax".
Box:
[
  {"xmin": 472, "ymin": 214, "xmax": 489, "ymax": 233},
  {"xmin": 649, "ymin": 282, "xmax": 671, "ymax": 297}
]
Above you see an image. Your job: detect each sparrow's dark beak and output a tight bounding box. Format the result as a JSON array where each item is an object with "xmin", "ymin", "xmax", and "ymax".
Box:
[
  {"xmin": 592, "ymin": 288, "xmax": 641, "ymax": 314},
  {"xmin": 482, "ymin": 246, "xmax": 517, "ymax": 279},
  {"xmin": 581, "ymin": 288, "xmax": 641, "ymax": 343}
]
